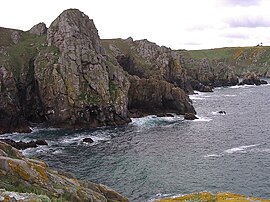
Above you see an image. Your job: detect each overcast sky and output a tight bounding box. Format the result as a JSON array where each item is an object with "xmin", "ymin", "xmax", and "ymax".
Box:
[{"xmin": 1, "ymin": 0, "xmax": 270, "ymax": 50}]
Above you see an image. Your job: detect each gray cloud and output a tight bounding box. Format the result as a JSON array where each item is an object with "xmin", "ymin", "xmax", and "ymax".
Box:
[
  {"xmin": 221, "ymin": 32, "xmax": 249, "ymax": 39},
  {"xmin": 183, "ymin": 41, "xmax": 201, "ymax": 46},
  {"xmin": 220, "ymin": 0, "xmax": 261, "ymax": 7},
  {"xmin": 226, "ymin": 15, "xmax": 270, "ymax": 28}
]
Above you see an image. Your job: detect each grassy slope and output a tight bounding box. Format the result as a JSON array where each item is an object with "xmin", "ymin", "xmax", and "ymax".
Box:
[{"xmin": 186, "ymin": 46, "xmax": 270, "ymax": 76}]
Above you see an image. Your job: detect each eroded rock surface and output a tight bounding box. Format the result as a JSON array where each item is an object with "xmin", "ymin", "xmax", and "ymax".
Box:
[
  {"xmin": 34, "ymin": 9, "xmax": 130, "ymax": 128},
  {"xmin": 29, "ymin": 22, "xmax": 47, "ymax": 36},
  {"xmin": 0, "ymin": 141, "xmax": 129, "ymax": 201}
]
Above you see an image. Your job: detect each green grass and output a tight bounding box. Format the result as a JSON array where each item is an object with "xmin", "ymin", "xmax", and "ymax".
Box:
[
  {"xmin": 102, "ymin": 38, "xmax": 155, "ymax": 78},
  {"xmin": 0, "ymin": 27, "xmax": 21, "ymax": 46},
  {"xmin": 186, "ymin": 46, "xmax": 270, "ymax": 76}
]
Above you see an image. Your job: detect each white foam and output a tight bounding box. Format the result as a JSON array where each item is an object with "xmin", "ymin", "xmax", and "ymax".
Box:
[
  {"xmin": 193, "ymin": 116, "xmax": 212, "ymax": 122},
  {"xmin": 52, "ymin": 149, "xmax": 63, "ymax": 154},
  {"xmin": 229, "ymin": 85, "xmax": 255, "ymax": 89},
  {"xmin": 212, "ymin": 111, "xmax": 226, "ymax": 115},
  {"xmin": 189, "ymin": 95, "xmax": 206, "ymax": 100},
  {"xmin": 131, "ymin": 115, "xmax": 183, "ymax": 127},
  {"xmin": 59, "ymin": 131, "xmax": 111, "ymax": 146},
  {"xmin": 22, "ymin": 145, "xmax": 50, "ymax": 156},
  {"xmin": 204, "ymin": 154, "xmax": 222, "ymax": 158},
  {"xmin": 131, "ymin": 115, "xmax": 157, "ymax": 126},
  {"xmin": 225, "ymin": 144, "xmax": 259, "ymax": 154},
  {"xmin": 223, "ymin": 94, "xmax": 237, "ymax": 97}
]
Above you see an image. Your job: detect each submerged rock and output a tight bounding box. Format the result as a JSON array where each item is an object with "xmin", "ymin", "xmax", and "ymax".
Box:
[
  {"xmin": 0, "ymin": 139, "xmax": 48, "ymax": 150},
  {"xmin": 0, "ymin": 141, "xmax": 129, "ymax": 201},
  {"xmin": 82, "ymin": 137, "xmax": 94, "ymax": 144},
  {"xmin": 184, "ymin": 113, "xmax": 198, "ymax": 120}
]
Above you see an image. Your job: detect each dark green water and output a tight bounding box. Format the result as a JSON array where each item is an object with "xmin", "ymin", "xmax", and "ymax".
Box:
[{"xmin": 3, "ymin": 84, "xmax": 270, "ymax": 201}]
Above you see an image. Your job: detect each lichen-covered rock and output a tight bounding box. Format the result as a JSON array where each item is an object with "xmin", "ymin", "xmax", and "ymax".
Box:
[
  {"xmin": 102, "ymin": 38, "xmax": 194, "ymax": 94},
  {"xmin": 182, "ymin": 56, "xmax": 239, "ymax": 88},
  {"xmin": 35, "ymin": 9, "xmax": 130, "ymax": 128},
  {"xmin": 29, "ymin": 22, "xmax": 47, "ymax": 36},
  {"xmin": 0, "ymin": 141, "xmax": 129, "ymax": 201},
  {"xmin": 128, "ymin": 76, "xmax": 195, "ymax": 117},
  {"xmin": 156, "ymin": 192, "xmax": 270, "ymax": 202},
  {"xmin": 239, "ymin": 72, "xmax": 268, "ymax": 85},
  {"xmin": 0, "ymin": 189, "xmax": 50, "ymax": 202}
]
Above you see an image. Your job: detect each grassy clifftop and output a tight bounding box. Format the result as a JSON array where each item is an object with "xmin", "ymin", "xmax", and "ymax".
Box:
[{"xmin": 186, "ymin": 46, "xmax": 270, "ymax": 76}]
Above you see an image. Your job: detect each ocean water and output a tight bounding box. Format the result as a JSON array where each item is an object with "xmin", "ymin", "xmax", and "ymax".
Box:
[{"xmin": 3, "ymin": 83, "xmax": 270, "ymax": 201}]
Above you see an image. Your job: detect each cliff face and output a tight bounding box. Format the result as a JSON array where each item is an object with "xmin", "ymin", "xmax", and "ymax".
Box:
[
  {"xmin": 102, "ymin": 38, "xmax": 193, "ymax": 94},
  {"xmin": 179, "ymin": 50, "xmax": 239, "ymax": 90},
  {"xmin": 102, "ymin": 38, "xmax": 196, "ymax": 116},
  {"xmin": 0, "ymin": 9, "xmax": 197, "ymax": 133},
  {"xmin": 34, "ymin": 9, "xmax": 130, "ymax": 128},
  {"xmin": 128, "ymin": 76, "xmax": 195, "ymax": 117},
  {"xmin": 183, "ymin": 46, "xmax": 270, "ymax": 85},
  {"xmin": 0, "ymin": 141, "xmax": 129, "ymax": 201}
]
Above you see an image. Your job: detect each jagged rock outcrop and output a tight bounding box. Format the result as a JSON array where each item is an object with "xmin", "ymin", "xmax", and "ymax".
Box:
[
  {"xmin": 239, "ymin": 72, "xmax": 268, "ymax": 85},
  {"xmin": 180, "ymin": 54, "xmax": 239, "ymax": 89},
  {"xmin": 0, "ymin": 9, "xmax": 199, "ymax": 133},
  {"xmin": 128, "ymin": 76, "xmax": 195, "ymax": 117},
  {"xmin": 34, "ymin": 9, "xmax": 130, "ymax": 128},
  {"xmin": 102, "ymin": 38, "xmax": 196, "ymax": 116},
  {"xmin": 0, "ymin": 141, "xmax": 129, "ymax": 201},
  {"xmin": 0, "ymin": 139, "xmax": 47, "ymax": 150},
  {"xmin": 102, "ymin": 38, "xmax": 194, "ymax": 94},
  {"xmin": 29, "ymin": 22, "xmax": 47, "ymax": 36}
]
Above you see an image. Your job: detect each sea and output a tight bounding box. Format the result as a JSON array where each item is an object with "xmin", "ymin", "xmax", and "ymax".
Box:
[{"xmin": 2, "ymin": 83, "xmax": 270, "ymax": 201}]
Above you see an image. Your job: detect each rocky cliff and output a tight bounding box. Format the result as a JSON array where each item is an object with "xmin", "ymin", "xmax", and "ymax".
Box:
[
  {"xmin": 34, "ymin": 9, "xmax": 130, "ymax": 128},
  {"xmin": 0, "ymin": 9, "xmax": 196, "ymax": 133},
  {"xmin": 102, "ymin": 38, "xmax": 193, "ymax": 94},
  {"xmin": 178, "ymin": 50, "xmax": 239, "ymax": 90},
  {"xmin": 101, "ymin": 38, "xmax": 196, "ymax": 117},
  {"xmin": 182, "ymin": 46, "xmax": 270, "ymax": 86},
  {"xmin": 0, "ymin": 141, "xmax": 128, "ymax": 201}
]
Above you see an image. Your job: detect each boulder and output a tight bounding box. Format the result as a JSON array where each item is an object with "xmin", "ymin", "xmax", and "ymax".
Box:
[
  {"xmin": 184, "ymin": 113, "xmax": 198, "ymax": 120},
  {"xmin": 260, "ymin": 79, "xmax": 268, "ymax": 85},
  {"xmin": 0, "ymin": 139, "xmax": 47, "ymax": 150},
  {"xmin": 82, "ymin": 138, "xmax": 94, "ymax": 144},
  {"xmin": 35, "ymin": 139, "xmax": 48, "ymax": 146}
]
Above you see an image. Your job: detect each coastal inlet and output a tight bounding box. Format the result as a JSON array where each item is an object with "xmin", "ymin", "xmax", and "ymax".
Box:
[{"xmin": 3, "ymin": 83, "xmax": 270, "ymax": 201}]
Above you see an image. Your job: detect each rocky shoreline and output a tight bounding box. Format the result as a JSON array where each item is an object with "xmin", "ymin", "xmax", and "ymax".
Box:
[
  {"xmin": 0, "ymin": 8, "xmax": 268, "ymax": 134},
  {"xmin": 0, "ymin": 141, "xmax": 129, "ymax": 201}
]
